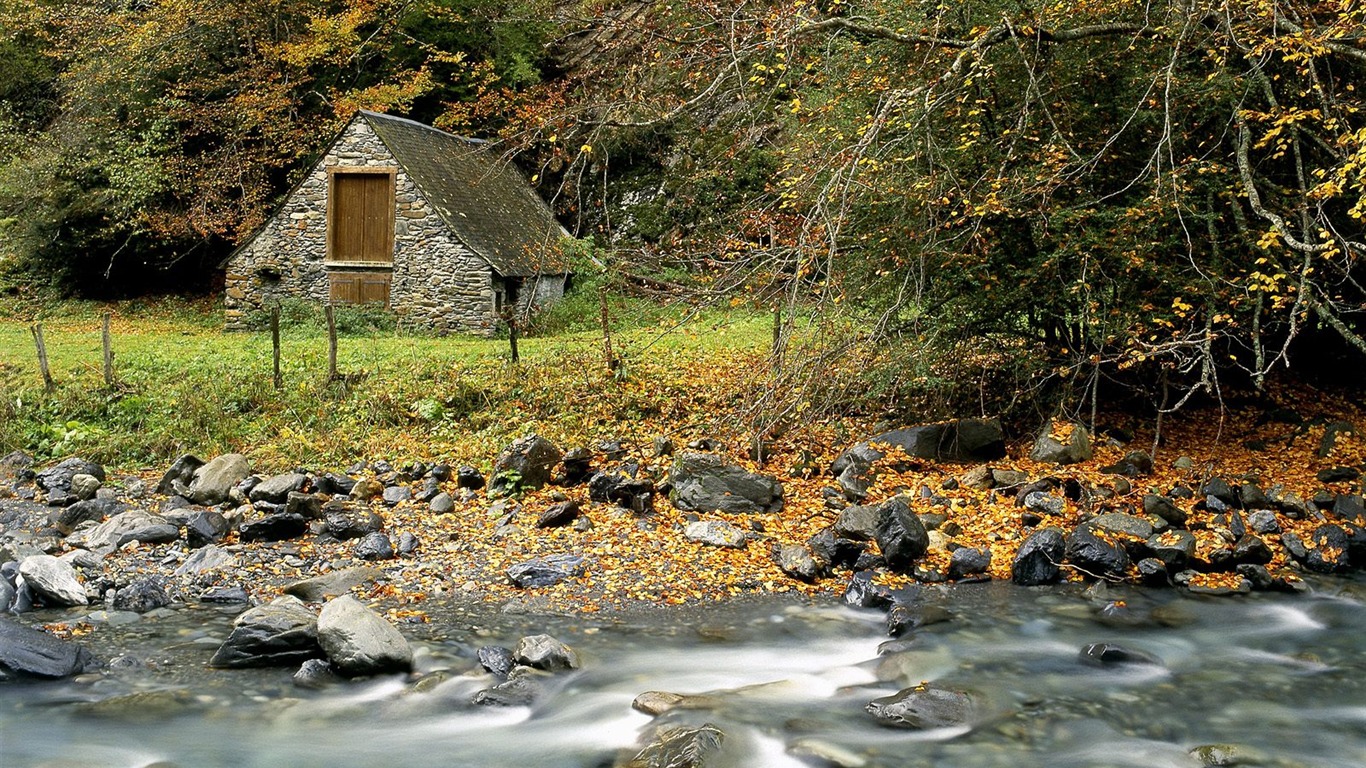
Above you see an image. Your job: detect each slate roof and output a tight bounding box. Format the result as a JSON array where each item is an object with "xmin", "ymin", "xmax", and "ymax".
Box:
[{"xmin": 360, "ymin": 110, "xmax": 567, "ymax": 277}]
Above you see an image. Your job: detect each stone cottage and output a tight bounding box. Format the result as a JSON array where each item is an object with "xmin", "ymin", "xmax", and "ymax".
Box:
[{"xmin": 223, "ymin": 110, "xmax": 569, "ymax": 333}]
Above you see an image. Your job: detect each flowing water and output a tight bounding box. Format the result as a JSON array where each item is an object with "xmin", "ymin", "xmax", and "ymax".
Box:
[{"xmin": 3, "ymin": 577, "xmax": 1366, "ymax": 767}]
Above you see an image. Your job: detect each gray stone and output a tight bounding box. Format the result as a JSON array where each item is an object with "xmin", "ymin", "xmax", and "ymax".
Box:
[
  {"xmin": 831, "ymin": 419, "xmax": 1005, "ymax": 475},
  {"xmin": 947, "ymin": 547, "xmax": 992, "ymax": 580},
  {"xmin": 324, "ymin": 504, "xmax": 384, "ymax": 539},
  {"xmin": 188, "ymin": 454, "xmax": 251, "ymax": 505},
  {"xmin": 209, "ymin": 596, "xmax": 322, "ymax": 668},
  {"xmin": 1013, "ymin": 528, "xmax": 1066, "ymax": 585},
  {"xmin": 284, "ymin": 567, "xmax": 384, "ymax": 601},
  {"xmin": 36, "ymin": 458, "xmax": 106, "ymax": 501},
  {"xmin": 285, "ymin": 491, "xmax": 325, "ymax": 519},
  {"xmin": 1088, "ymin": 513, "xmax": 1154, "ymax": 540},
  {"xmin": 1023, "ymin": 491, "xmax": 1066, "ymax": 517},
  {"xmin": 354, "ymin": 532, "xmax": 395, "ymax": 560},
  {"xmin": 874, "ymin": 497, "xmax": 929, "ymax": 572},
  {"xmin": 1247, "ymin": 509, "xmax": 1280, "ymax": 534},
  {"xmin": 1142, "ymin": 494, "xmax": 1187, "ymax": 526},
  {"xmin": 116, "ymin": 523, "xmax": 180, "ymax": 547},
  {"xmin": 185, "ymin": 509, "xmax": 230, "ymax": 547},
  {"xmin": 239, "ymin": 512, "xmax": 308, "ymax": 542},
  {"xmin": 1065, "ymin": 525, "xmax": 1131, "ymax": 580},
  {"xmin": 429, "ymin": 492, "xmax": 455, "ymax": 514},
  {"xmin": 0, "ymin": 617, "xmax": 98, "ymax": 679},
  {"xmin": 156, "ymin": 454, "xmax": 204, "ymax": 495},
  {"xmin": 477, "ymin": 645, "xmax": 516, "ymax": 677},
  {"xmin": 489, "ymin": 434, "xmax": 563, "ymax": 497},
  {"xmin": 52, "ymin": 498, "xmax": 122, "ymax": 535},
  {"xmin": 472, "ymin": 667, "xmax": 548, "ymax": 706},
  {"xmin": 514, "ymin": 633, "xmax": 580, "ymax": 671},
  {"xmin": 834, "ymin": 504, "xmax": 880, "ymax": 540},
  {"xmin": 670, "ymin": 453, "xmax": 783, "ymax": 514},
  {"xmin": 381, "ymin": 485, "xmax": 412, "ymax": 506},
  {"xmin": 1148, "ymin": 530, "xmax": 1196, "ymax": 571},
  {"xmin": 18, "ymin": 555, "xmax": 88, "ymax": 606},
  {"xmin": 1029, "ymin": 424, "xmax": 1092, "ymax": 464},
  {"xmin": 536, "ymin": 500, "xmax": 581, "ymax": 528},
  {"xmin": 316, "ymin": 595, "xmax": 412, "ymax": 676},
  {"xmin": 625, "ymin": 724, "xmax": 725, "ymax": 768},
  {"xmin": 1079, "ymin": 642, "xmax": 1162, "ymax": 666},
  {"xmin": 507, "ymin": 554, "xmax": 586, "ymax": 587},
  {"xmin": 175, "ymin": 544, "xmax": 238, "ymax": 576},
  {"xmin": 866, "ymin": 686, "xmax": 976, "ymax": 729},
  {"xmin": 293, "ymin": 658, "xmax": 339, "ymax": 689},
  {"xmin": 69, "ymin": 473, "xmax": 102, "ymax": 500},
  {"xmin": 774, "ymin": 544, "xmax": 821, "ymax": 582},
  {"xmin": 685, "ymin": 520, "xmax": 747, "ymax": 548},
  {"xmin": 250, "ymin": 472, "xmax": 307, "ymax": 504},
  {"xmin": 111, "ymin": 577, "xmax": 172, "ymax": 613}
]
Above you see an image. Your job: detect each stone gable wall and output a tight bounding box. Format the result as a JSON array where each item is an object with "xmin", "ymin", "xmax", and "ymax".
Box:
[{"xmin": 224, "ymin": 117, "xmax": 498, "ymax": 335}]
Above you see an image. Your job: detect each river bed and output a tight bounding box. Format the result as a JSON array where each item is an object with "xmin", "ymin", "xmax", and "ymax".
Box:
[{"xmin": 3, "ymin": 577, "xmax": 1365, "ymax": 767}]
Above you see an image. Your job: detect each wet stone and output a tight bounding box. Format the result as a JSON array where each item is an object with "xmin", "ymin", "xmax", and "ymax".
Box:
[
  {"xmin": 866, "ymin": 685, "xmax": 976, "ymax": 730},
  {"xmin": 1079, "ymin": 642, "xmax": 1162, "ymax": 666},
  {"xmin": 843, "ymin": 571, "xmax": 894, "ymax": 610},
  {"xmin": 514, "ymin": 633, "xmax": 579, "ymax": 671},
  {"xmin": 506, "ymin": 554, "xmax": 587, "ymax": 588},
  {"xmin": 477, "ymin": 645, "xmax": 516, "ymax": 678},
  {"xmin": 354, "ymin": 532, "xmax": 395, "ymax": 561},
  {"xmin": 1012, "ymin": 528, "xmax": 1066, "ymax": 586},
  {"xmin": 624, "ymin": 724, "xmax": 725, "ymax": 768}
]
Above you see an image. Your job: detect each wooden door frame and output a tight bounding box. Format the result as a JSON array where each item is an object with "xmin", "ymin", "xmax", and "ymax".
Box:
[{"xmin": 325, "ymin": 166, "xmax": 398, "ymax": 267}]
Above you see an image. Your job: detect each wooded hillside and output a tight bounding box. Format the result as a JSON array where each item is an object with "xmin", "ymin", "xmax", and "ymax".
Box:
[{"xmin": 2, "ymin": 0, "xmax": 1364, "ymax": 420}]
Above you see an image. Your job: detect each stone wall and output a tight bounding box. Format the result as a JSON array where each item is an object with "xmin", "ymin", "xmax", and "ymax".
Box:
[{"xmin": 223, "ymin": 117, "xmax": 499, "ymax": 335}]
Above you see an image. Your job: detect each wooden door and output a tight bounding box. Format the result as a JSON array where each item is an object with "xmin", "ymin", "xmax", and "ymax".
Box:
[
  {"xmin": 329, "ymin": 171, "xmax": 394, "ymax": 264},
  {"xmin": 329, "ymin": 271, "xmax": 391, "ymax": 306}
]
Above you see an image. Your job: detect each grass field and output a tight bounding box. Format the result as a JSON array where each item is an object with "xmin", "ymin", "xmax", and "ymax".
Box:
[{"xmin": 0, "ymin": 294, "xmax": 781, "ymax": 471}]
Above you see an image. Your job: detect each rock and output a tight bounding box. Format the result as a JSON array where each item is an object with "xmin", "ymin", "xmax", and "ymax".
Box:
[
  {"xmin": 175, "ymin": 544, "xmax": 238, "ymax": 576},
  {"xmin": 1319, "ymin": 420, "xmax": 1355, "ymax": 458},
  {"xmin": 507, "ymin": 554, "xmax": 587, "ymax": 588},
  {"xmin": 69, "ymin": 473, "xmax": 101, "ymax": 500},
  {"xmin": 1079, "ymin": 642, "xmax": 1162, "ymax": 666},
  {"xmin": 1030, "ymin": 424, "xmax": 1092, "ymax": 464},
  {"xmin": 774, "ymin": 544, "xmax": 821, "ymax": 582},
  {"xmin": 537, "ymin": 500, "xmax": 581, "ymax": 528},
  {"xmin": 513, "ymin": 633, "xmax": 580, "ymax": 672},
  {"xmin": 843, "ymin": 570, "xmax": 895, "ymax": 610},
  {"xmin": 1302, "ymin": 524, "xmax": 1353, "ymax": 573},
  {"xmin": 1202, "ymin": 478, "xmax": 1238, "ymax": 508},
  {"xmin": 670, "ymin": 453, "xmax": 783, "ymax": 514},
  {"xmin": 1088, "ymin": 512, "xmax": 1154, "ymax": 541},
  {"xmin": 52, "ymin": 498, "xmax": 121, "ymax": 535},
  {"xmin": 1148, "ymin": 530, "xmax": 1196, "ymax": 571},
  {"xmin": 835, "ymin": 504, "xmax": 880, "ymax": 541},
  {"xmin": 489, "ymin": 434, "xmax": 563, "ymax": 497},
  {"xmin": 1246, "ymin": 509, "xmax": 1280, "ymax": 535},
  {"xmin": 685, "ymin": 520, "xmax": 748, "ymax": 548},
  {"xmin": 397, "ymin": 532, "xmax": 419, "ymax": 555},
  {"xmin": 1318, "ymin": 466, "xmax": 1361, "ymax": 484},
  {"xmin": 293, "ymin": 658, "xmax": 339, "ymax": 689},
  {"xmin": 0, "ymin": 616, "xmax": 98, "ymax": 679},
  {"xmin": 886, "ymin": 602, "xmax": 953, "ymax": 636},
  {"xmin": 316, "ymin": 595, "xmax": 412, "ymax": 676},
  {"xmin": 185, "ymin": 509, "xmax": 230, "ymax": 547},
  {"xmin": 948, "ymin": 547, "xmax": 991, "ymax": 580},
  {"xmin": 787, "ymin": 738, "xmax": 868, "ymax": 768},
  {"xmin": 36, "ymin": 458, "xmax": 106, "ymax": 502},
  {"xmin": 832, "ymin": 419, "xmax": 1006, "ymax": 474},
  {"xmin": 866, "ymin": 685, "xmax": 976, "ymax": 729},
  {"xmin": 429, "ymin": 492, "xmax": 455, "ymax": 514},
  {"xmin": 354, "ymin": 532, "xmax": 395, "ymax": 560},
  {"xmin": 473, "ymin": 667, "xmax": 548, "ymax": 706},
  {"xmin": 477, "ymin": 645, "xmax": 516, "ymax": 678},
  {"xmin": 111, "ymin": 577, "xmax": 171, "ymax": 613},
  {"xmin": 187, "ymin": 454, "xmax": 251, "ymax": 505},
  {"xmin": 116, "ymin": 522, "xmax": 180, "ymax": 547},
  {"xmin": 1102, "ymin": 450, "xmax": 1153, "ymax": 477},
  {"xmin": 652, "ymin": 436, "xmax": 674, "ymax": 457},
  {"xmin": 1065, "ymin": 525, "xmax": 1131, "ymax": 580},
  {"xmin": 249, "ymin": 472, "xmax": 307, "ymax": 504},
  {"xmin": 959, "ymin": 465, "xmax": 994, "ymax": 491},
  {"xmin": 239, "ymin": 512, "xmax": 309, "ymax": 542},
  {"xmin": 209, "ymin": 596, "xmax": 323, "ymax": 668},
  {"xmin": 199, "ymin": 585, "xmax": 251, "ymax": 603},
  {"xmin": 1137, "ymin": 557, "xmax": 1170, "ymax": 587},
  {"xmin": 349, "ymin": 478, "xmax": 384, "ymax": 501},
  {"xmin": 553, "ymin": 447, "xmax": 595, "ymax": 486},
  {"xmin": 1142, "ymin": 494, "xmax": 1187, "ymax": 526},
  {"xmin": 1012, "ymin": 528, "xmax": 1067, "ymax": 585},
  {"xmin": 284, "ymin": 566, "xmax": 384, "ymax": 601},
  {"xmin": 18, "ymin": 555, "xmax": 88, "ymax": 606},
  {"xmin": 1023, "ymin": 491, "xmax": 1065, "ymax": 517},
  {"xmin": 624, "ymin": 724, "xmax": 725, "ymax": 768},
  {"xmin": 455, "ymin": 465, "xmax": 485, "ymax": 490},
  {"xmin": 381, "ymin": 485, "xmax": 412, "ymax": 506},
  {"xmin": 587, "ymin": 471, "xmax": 656, "ymax": 514},
  {"xmin": 156, "ymin": 454, "xmax": 204, "ymax": 495},
  {"xmin": 874, "ymin": 497, "xmax": 929, "ymax": 572},
  {"xmin": 1230, "ymin": 534, "xmax": 1273, "ymax": 565},
  {"xmin": 324, "ymin": 504, "xmax": 384, "ymax": 539},
  {"xmin": 314, "ymin": 472, "xmax": 356, "ymax": 496},
  {"xmin": 808, "ymin": 527, "xmax": 867, "ymax": 569}
]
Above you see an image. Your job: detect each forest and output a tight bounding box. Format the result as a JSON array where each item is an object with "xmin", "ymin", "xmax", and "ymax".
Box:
[{"xmin": 2, "ymin": 0, "xmax": 1365, "ymax": 423}]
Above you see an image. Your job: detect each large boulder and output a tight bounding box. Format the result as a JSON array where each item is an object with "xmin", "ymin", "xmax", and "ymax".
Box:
[
  {"xmin": 624, "ymin": 724, "xmax": 725, "ymax": 768},
  {"xmin": 249, "ymin": 472, "xmax": 307, "ymax": 504},
  {"xmin": 1029, "ymin": 424, "xmax": 1093, "ymax": 464},
  {"xmin": 831, "ymin": 419, "xmax": 1005, "ymax": 475},
  {"xmin": 284, "ymin": 567, "xmax": 384, "ymax": 601},
  {"xmin": 18, "ymin": 555, "xmax": 88, "ymax": 607},
  {"xmin": 36, "ymin": 458, "xmax": 105, "ymax": 505},
  {"xmin": 0, "ymin": 617, "xmax": 98, "ymax": 680},
  {"xmin": 316, "ymin": 595, "xmax": 412, "ymax": 676},
  {"xmin": 1012, "ymin": 528, "xmax": 1067, "ymax": 586},
  {"xmin": 187, "ymin": 454, "xmax": 251, "ymax": 505},
  {"xmin": 52, "ymin": 498, "xmax": 122, "ymax": 535},
  {"xmin": 685, "ymin": 520, "xmax": 748, "ymax": 548},
  {"xmin": 669, "ymin": 453, "xmax": 783, "ymax": 514},
  {"xmin": 874, "ymin": 497, "xmax": 929, "ymax": 572},
  {"xmin": 514, "ymin": 634, "xmax": 580, "ymax": 671},
  {"xmin": 866, "ymin": 685, "xmax": 976, "ymax": 729},
  {"xmin": 489, "ymin": 434, "xmax": 563, "ymax": 497},
  {"xmin": 209, "ymin": 596, "xmax": 322, "ymax": 668},
  {"xmin": 156, "ymin": 454, "xmax": 205, "ymax": 495},
  {"xmin": 1065, "ymin": 524, "xmax": 1131, "ymax": 580}
]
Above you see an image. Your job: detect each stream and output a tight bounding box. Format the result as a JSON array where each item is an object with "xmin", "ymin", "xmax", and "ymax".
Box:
[{"xmin": 3, "ymin": 577, "xmax": 1365, "ymax": 767}]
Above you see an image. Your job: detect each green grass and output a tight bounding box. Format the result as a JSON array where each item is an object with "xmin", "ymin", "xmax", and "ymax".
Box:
[{"xmin": 0, "ymin": 294, "xmax": 772, "ymax": 472}]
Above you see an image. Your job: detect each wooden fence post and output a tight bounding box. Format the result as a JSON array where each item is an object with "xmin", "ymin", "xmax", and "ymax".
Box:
[
  {"xmin": 770, "ymin": 305, "xmax": 783, "ymax": 377},
  {"xmin": 271, "ymin": 305, "xmax": 282, "ymax": 389},
  {"xmin": 599, "ymin": 286, "xmax": 616, "ymax": 372},
  {"xmin": 30, "ymin": 323, "xmax": 54, "ymax": 393},
  {"xmin": 503, "ymin": 308, "xmax": 520, "ymax": 364},
  {"xmin": 325, "ymin": 304, "xmax": 338, "ymax": 381},
  {"xmin": 101, "ymin": 312, "xmax": 115, "ymax": 387}
]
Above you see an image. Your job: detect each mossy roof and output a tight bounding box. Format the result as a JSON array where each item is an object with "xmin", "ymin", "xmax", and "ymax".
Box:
[{"xmin": 360, "ymin": 111, "xmax": 567, "ymax": 277}]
